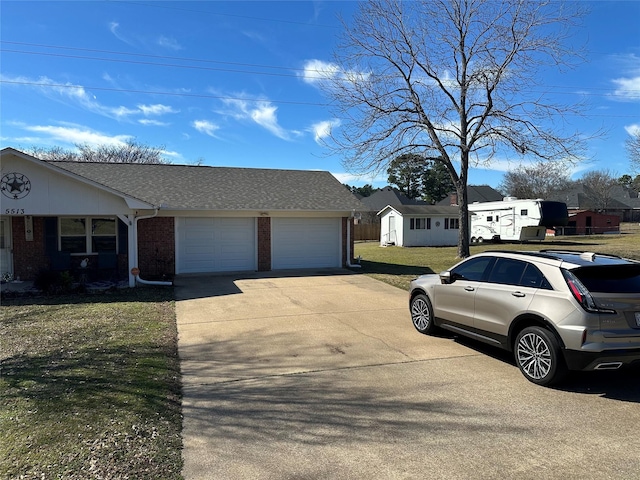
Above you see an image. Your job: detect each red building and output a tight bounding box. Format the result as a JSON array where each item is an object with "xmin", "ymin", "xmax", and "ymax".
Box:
[{"xmin": 556, "ymin": 210, "xmax": 620, "ymax": 235}]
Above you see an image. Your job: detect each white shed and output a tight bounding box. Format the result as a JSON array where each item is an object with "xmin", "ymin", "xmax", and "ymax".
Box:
[{"xmin": 378, "ymin": 205, "xmax": 461, "ymax": 247}]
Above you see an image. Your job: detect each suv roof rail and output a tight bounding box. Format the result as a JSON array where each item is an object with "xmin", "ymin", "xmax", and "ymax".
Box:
[{"xmin": 539, "ymin": 250, "xmax": 623, "ymax": 260}]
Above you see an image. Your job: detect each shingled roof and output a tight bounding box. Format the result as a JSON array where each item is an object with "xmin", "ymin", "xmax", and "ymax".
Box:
[
  {"xmin": 378, "ymin": 205, "xmax": 459, "ymax": 216},
  {"xmin": 45, "ymin": 161, "xmax": 364, "ymax": 212},
  {"xmin": 360, "ymin": 186, "xmax": 427, "ymax": 212}
]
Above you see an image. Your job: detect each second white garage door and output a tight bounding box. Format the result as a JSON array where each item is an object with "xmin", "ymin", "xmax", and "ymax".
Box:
[
  {"xmin": 177, "ymin": 217, "xmax": 256, "ymax": 274},
  {"xmin": 271, "ymin": 217, "xmax": 341, "ymax": 270}
]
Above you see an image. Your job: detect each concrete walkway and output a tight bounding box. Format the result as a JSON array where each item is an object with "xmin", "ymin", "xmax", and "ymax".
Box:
[{"xmin": 175, "ymin": 270, "xmax": 640, "ymax": 480}]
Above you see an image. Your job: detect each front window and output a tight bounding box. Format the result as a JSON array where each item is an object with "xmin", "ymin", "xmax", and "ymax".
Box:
[{"xmin": 59, "ymin": 217, "xmax": 116, "ymax": 254}]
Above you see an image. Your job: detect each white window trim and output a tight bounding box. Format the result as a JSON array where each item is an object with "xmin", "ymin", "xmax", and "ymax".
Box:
[{"xmin": 58, "ymin": 217, "xmax": 117, "ymax": 255}]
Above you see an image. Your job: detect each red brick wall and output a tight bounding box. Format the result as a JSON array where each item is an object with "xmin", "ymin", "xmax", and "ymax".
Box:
[
  {"xmin": 11, "ymin": 216, "xmax": 46, "ymax": 281},
  {"xmin": 137, "ymin": 217, "xmax": 175, "ymax": 277},
  {"xmin": 257, "ymin": 217, "xmax": 271, "ymax": 271}
]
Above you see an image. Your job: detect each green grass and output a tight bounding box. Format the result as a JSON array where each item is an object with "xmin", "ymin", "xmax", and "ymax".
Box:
[
  {"xmin": 354, "ymin": 226, "xmax": 640, "ymax": 291},
  {"xmin": 0, "ymin": 287, "xmax": 183, "ymax": 480}
]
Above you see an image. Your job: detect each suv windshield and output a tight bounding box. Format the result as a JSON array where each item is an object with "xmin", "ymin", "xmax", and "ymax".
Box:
[{"xmin": 570, "ymin": 265, "xmax": 640, "ymax": 293}]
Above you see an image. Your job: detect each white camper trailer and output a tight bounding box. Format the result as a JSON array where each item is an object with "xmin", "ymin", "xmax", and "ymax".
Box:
[{"xmin": 468, "ymin": 198, "xmax": 568, "ymax": 243}]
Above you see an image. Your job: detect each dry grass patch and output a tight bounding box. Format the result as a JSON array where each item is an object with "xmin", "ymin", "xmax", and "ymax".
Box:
[{"xmin": 0, "ymin": 287, "xmax": 182, "ymax": 480}]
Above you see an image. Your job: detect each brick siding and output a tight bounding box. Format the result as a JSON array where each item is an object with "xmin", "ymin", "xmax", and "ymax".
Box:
[
  {"xmin": 10, "ymin": 216, "xmax": 46, "ymax": 281},
  {"xmin": 257, "ymin": 216, "xmax": 271, "ymax": 271},
  {"xmin": 137, "ymin": 217, "xmax": 175, "ymax": 277}
]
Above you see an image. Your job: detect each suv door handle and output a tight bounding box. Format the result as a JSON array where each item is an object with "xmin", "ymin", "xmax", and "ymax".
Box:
[
  {"xmin": 512, "ymin": 291, "xmax": 526, "ymax": 298},
  {"xmin": 464, "ymin": 286, "xmax": 475, "ymax": 292}
]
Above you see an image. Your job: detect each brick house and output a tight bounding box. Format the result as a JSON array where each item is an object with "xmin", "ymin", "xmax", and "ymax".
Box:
[{"xmin": 1, "ymin": 148, "xmax": 364, "ymax": 287}]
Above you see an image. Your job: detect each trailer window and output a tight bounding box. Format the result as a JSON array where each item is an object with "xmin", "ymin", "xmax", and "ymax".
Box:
[
  {"xmin": 487, "ymin": 216, "xmax": 493, "ymax": 222},
  {"xmin": 521, "ymin": 209, "xmax": 528, "ymax": 216}
]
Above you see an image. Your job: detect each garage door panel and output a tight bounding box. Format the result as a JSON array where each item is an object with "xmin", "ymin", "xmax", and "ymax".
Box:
[
  {"xmin": 272, "ymin": 218, "xmax": 341, "ymax": 270},
  {"xmin": 178, "ymin": 217, "xmax": 256, "ymax": 273}
]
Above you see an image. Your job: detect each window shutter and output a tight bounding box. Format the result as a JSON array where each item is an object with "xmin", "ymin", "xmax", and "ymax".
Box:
[
  {"xmin": 44, "ymin": 217, "xmax": 58, "ymax": 254},
  {"xmin": 117, "ymin": 218, "xmax": 128, "ymax": 255}
]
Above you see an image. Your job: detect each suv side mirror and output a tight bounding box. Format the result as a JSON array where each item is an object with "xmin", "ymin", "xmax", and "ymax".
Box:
[{"xmin": 440, "ymin": 271, "xmax": 453, "ymax": 284}]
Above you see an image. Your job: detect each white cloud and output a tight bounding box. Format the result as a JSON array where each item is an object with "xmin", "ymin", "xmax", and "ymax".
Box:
[
  {"xmin": 612, "ymin": 76, "xmax": 640, "ymax": 101},
  {"xmin": 157, "ymin": 35, "xmax": 182, "ymax": 51},
  {"xmin": 192, "ymin": 120, "xmax": 220, "ymax": 137},
  {"xmin": 221, "ymin": 97, "xmax": 296, "ymax": 140},
  {"xmin": 301, "ymin": 60, "xmax": 341, "ymax": 85},
  {"xmin": 300, "ymin": 59, "xmax": 369, "ymax": 90},
  {"xmin": 1, "ymin": 75, "xmax": 179, "ymax": 121},
  {"xmin": 625, "ymin": 124, "xmax": 640, "ymax": 137},
  {"xmin": 311, "ymin": 119, "xmax": 341, "ymax": 144},
  {"xmin": 139, "ymin": 119, "xmax": 170, "ymax": 127},
  {"xmin": 23, "ymin": 124, "xmax": 132, "ymax": 147},
  {"xmin": 137, "ymin": 104, "xmax": 178, "ymax": 116},
  {"xmin": 609, "ymin": 53, "xmax": 640, "ymax": 102},
  {"xmin": 108, "ymin": 22, "xmax": 133, "ymax": 46}
]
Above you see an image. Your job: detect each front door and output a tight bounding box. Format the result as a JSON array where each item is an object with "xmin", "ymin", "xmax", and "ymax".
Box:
[{"xmin": 0, "ymin": 217, "xmax": 13, "ymax": 279}]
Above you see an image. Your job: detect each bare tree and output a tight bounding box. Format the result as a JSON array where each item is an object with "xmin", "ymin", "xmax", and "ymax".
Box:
[
  {"xmin": 28, "ymin": 140, "xmax": 167, "ymax": 164},
  {"xmin": 626, "ymin": 129, "xmax": 640, "ymax": 172},
  {"xmin": 323, "ymin": 0, "xmax": 588, "ymax": 257},
  {"xmin": 500, "ymin": 161, "xmax": 571, "ymax": 199},
  {"xmin": 580, "ymin": 169, "xmax": 618, "ymax": 211}
]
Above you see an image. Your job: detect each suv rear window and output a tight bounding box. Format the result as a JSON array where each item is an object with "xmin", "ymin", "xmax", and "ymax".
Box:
[{"xmin": 570, "ymin": 265, "xmax": 640, "ymax": 293}]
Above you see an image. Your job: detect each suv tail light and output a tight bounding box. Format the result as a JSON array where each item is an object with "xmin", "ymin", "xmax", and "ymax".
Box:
[{"xmin": 562, "ymin": 269, "xmax": 616, "ymax": 314}]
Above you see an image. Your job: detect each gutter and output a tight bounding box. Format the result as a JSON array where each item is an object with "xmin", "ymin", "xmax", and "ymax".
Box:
[
  {"xmin": 132, "ymin": 208, "xmax": 173, "ymax": 287},
  {"xmin": 346, "ymin": 210, "xmax": 361, "ymax": 269}
]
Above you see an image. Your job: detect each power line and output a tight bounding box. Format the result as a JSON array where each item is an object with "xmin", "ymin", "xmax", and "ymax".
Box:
[
  {"xmin": 0, "ymin": 41, "xmax": 300, "ymax": 73},
  {"xmin": 2, "ymin": 42, "xmax": 637, "ymax": 96},
  {"xmin": 3, "ymin": 80, "xmax": 638, "ymax": 119},
  {"xmin": 0, "ymin": 80, "xmax": 333, "ymax": 107}
]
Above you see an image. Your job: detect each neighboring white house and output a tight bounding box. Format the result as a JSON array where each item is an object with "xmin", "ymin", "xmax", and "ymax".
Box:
[{"xmin": 378, "ymin": 205, "xmax": 460, "ymax": 247}]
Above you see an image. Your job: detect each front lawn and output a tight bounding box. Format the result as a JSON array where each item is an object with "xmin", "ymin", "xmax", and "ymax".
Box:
[
  {"xmin": 354, "ymin": 227, "xmax": 640, "ymax": 291},
  {"xmin": 0, "ymin": 287, "xmax": 183, "ymax": 480}
]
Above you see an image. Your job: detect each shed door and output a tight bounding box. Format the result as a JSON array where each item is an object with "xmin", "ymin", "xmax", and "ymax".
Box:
[
  {"xmin": 177, "ymin": 217, "xmax": 256, "ymax": 274},
  {"xmin": 272, "ymin": 218, "xmax": 341, "ymax": 269}
]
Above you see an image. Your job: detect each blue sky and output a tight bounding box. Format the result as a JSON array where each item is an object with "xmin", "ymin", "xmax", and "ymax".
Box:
[{"xmin": 1, "ymin": 1, "xmax": 639, "ymax": 189}]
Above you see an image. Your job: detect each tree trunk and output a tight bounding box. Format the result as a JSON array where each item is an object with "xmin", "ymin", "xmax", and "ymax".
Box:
[{"xmin": 456, "ymin": 182, "xmax": 470, "ymax": 259}]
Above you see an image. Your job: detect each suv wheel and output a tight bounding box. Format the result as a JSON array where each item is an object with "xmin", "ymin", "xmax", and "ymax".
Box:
[
  {"xmin": 410, "ymin": 294, "xmax": 436, "ymax": 334},
  {"xmin": 515, "ymin": 326, "xmax": 567, "ymax": 386}
]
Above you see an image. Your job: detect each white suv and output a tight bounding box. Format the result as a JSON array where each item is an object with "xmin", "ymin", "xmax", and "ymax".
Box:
[{"xmin": 409, "ymin": 250, "xmax": 640, "ymax": 386}]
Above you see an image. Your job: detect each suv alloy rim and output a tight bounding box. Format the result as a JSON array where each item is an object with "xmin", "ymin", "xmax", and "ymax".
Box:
[
  {"xmin": 517, "ymin": 332, "xmax": 552, "ymax": 380},
  {"xmin": 411, "ymin": 297, "xmax": 430, "ymax": 330}
]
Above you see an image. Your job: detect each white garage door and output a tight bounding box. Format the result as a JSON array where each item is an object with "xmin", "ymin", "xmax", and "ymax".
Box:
[
  {"xmin": 272, "ymin": 217, "xmax": 341, "ymax": 270},
  {"xmin": 177, "ymin": 217, "xmax": 256, "ymax": 274}
]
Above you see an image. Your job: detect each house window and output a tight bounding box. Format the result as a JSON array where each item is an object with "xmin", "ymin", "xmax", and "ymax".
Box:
[
  {"xmin": 426, "ymin": 218, "xmax": 431, "ymax": 229},
  {"xmin": 59, "ymin": 217, "xmax": 117, "ymax": 254},
  {"xmin": 410, "ymin": 218, "xmax": 426, "ymax": 230},
  {"xmin": 445, "ymin": 218, "xmax": 459, "ymax": 229}
]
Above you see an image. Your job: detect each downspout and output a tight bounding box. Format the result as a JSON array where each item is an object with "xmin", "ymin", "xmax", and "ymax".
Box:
[
  {"xmin": 133, "ymin": 209, "xmax": 173, "ymax": 286},
  {"xmin": 346, "ymin": 211, "xmax": 361, "ymax": 269}
]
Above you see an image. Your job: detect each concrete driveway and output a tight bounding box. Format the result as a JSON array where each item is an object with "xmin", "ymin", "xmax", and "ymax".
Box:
[{"xmin": 175, "ymin": 270, "xmax": 640, "ymax": 480}]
